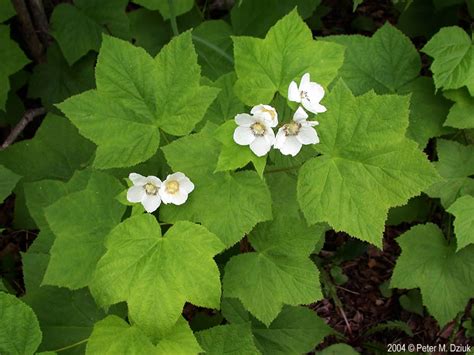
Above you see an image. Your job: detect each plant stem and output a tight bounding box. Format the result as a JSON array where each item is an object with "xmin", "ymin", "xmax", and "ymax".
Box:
[
  {"xmin": 167, "ymin": 0, "xmax": 179, "ymax": 36},
  {"xmin": 1, "ymin": 107, "xmax": 46, "ymax": 150},
  {"xmin": 52, "ymin": 338, "xmax": 89, "ymax": 352}
]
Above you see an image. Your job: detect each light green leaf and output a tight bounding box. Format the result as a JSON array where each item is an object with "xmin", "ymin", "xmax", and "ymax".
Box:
[
  {"xmin": 326, "ymin": 24, "xmax": 447, "ymax": 147},
  {"xmin": 132, "ymin": 0, "xmax": 194, "ymax": 19},
  {"xmin": 0, "ymin": 164, "xmax": 20, "ymax": 202},
  {"xmin": 319, "ymin": 343, "xmax": 360, "ymax": 354},
  {"xmin": 391, "ymin": 223, "xmax": 474, "ymax": 327},
  {"xmin": 231, "ymin": 0, "xmax": 320, "ymax": 37},
  {"xmin": 196, "ymin": 324, "xmax": 260, "ymax": 354},
  {"xmin": 50, "ymin": 0, "xmax": 130, "ymax": 65},
  {"xmin": 447, "ymin": 195, "xmax": 474, "ymax": 251},
  {"xmin": 0, "ymin": 25, "xmax": 29, "ymax": 110},
  {"xmin": 221, "ymin": 299, "xmax": 332, "ymax": 354},
  {"xmin": 43, "ymin": 171, "xmax": 126, "ymax": 289},
  {"xmin": 297, "ymin": 81, "xmax": 439, "ymax": 247},
  {"xmin": 0, "ymin": 0, "xmax": 15, "ymax": 22},
  {"xmin": 0, "ymin": 114, "xmax": 95, "ymax": 182},
  {"xmin": 422, "ymin": 26, "xmax": 474, "ymax": 93},
  {"xmin": 233, "ymin": 9, "xmax": 344, "ymax": 105},
  {"xmin": 425, "ymin": 139, "xmax": 474, "ymax": 208},
  {"xmin": 87, "ymin": 315, "xmax": 201, "ymax": 354},
  {"xmin": 193, "ymin": 20, "xmax": 234, "ymax": 80},
  {"xmin": 0, "ymin": 292, "xmax": 42, "ymax": 355},
  {"xmin": 215, "ymin": 120, "xmax": 266, "ymax": 177},
  {"xmin": 28, "ymin": 44, "xmax": 95, "ymax": 108},
  {"xmin": 443, "ymin": 88, "xmax": 474, "ymax": 129},
  {"xmin": 91, "ymin": 216, "xmax": 224, "ymax": 339},
  {"xmin": 202, "ymin": 72, "xmax": 245, "ymax": 126},
  {"xmin": 161, "ymin": 126, "xmax": 272, "ymax": 247},
  {"xmin": 58, "ymin": 32, "xmax": 219, "ymax": 168},
  {"xmin": 352, "ymin": 0, "xmax": 363, "ymax": 11},
  {"xmin": 22, "ymin": 252, "xmax": 107, "ymax": 354},
  {"xmin": 128, "ymin": 8, "xmax": 171, "ymax": 56}
]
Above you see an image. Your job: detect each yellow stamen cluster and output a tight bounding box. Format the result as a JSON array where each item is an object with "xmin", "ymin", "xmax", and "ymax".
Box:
[
  {"xmin": 284, "ymin": 121, "xmax": 301, "ymax": 136},
  {"xmin": 144, "ymin": 182, "xmax": 159, "ymax": 195},
  {"xmin": 165, "ymin": 180, "xmax": 180, "ymax": 194},
  {"xmin": 251, "ymin": 122, "xmax": 266, "ymax": 136}
]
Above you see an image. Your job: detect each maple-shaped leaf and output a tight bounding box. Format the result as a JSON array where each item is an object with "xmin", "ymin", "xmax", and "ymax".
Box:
[
  {"xmin": 91, "ymin": 215, "xmax": 224, "ymax": 340},
  {"xmin": 86, "ymin": 315, "xmax": 202, "ymax": 354},
  {"xmin": 58, "ymin": 32, "xmax": 219, "ymax": 168},
  {"xmin": 391, "ymin": 223, "xmax": 474, "ymax": 327},
  {"xmin": 196, "ymin": 323, "xmax": 260, "ymax": 354},
  {"xmin": 161, "ymin": 124, "xmax": 272, "ymax": 247},
  {"xmin": 443, "ymin": 88, "xmax": 474, "ymax": 129},
  {"xmin": 447, "ymin": 195, "xmax": 474, "ymax": 251},
  {"xmin": 425, "ymin": 139, "xmax": 474, "ymax": 208},
  {"xmin": 0, "ymin": 25, "xmax": 29, "ymax": 110},
  {"xmin": 233, "ymin": 9, "xmax": 344, "ymax": 105},
  {"xmin": 297, "ymin": 80, "xmax": 439, "ymax": 247},
  {"xmin": 0, "ymin": 165, "xmax": 20, "ymax": 203}
]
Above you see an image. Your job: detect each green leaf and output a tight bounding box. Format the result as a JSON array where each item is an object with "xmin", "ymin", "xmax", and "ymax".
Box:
[
  {"xmin": 326, "ymin": 24, "xmax": 448, "ymax": 147},
  {"xmin": 390, "ymin": 223, "xmax": 474, "ymax": 327},
  {"xmin": 0, "ymin": 164, "xmax": 20, "ymax": 202},
  {"xmin": 196, "ymin": 324, "xmax": 260, "ymax": 354},
  {"xmin": 22, "ymin": 252, "xmax": 107, "ymax": 354},
  {"xmin": 364, "ymin": 320, "xmax": 413, "ymax": 337},
  {"xmin": 161, "ymin": 126, "xmax": 272, "ymax": 247},
  {"xmin": 233, "ymin": 9, "xmax": 344, "ymax": 105},
  {"xmin": 221, "ymin": 300, "xmax": 333, "ymax": 354},
  {"xmin": 50, "ymin": 0, "xmax": 130, "ymax": 65},
  {"xmin": 422, "ymin": 26, "xmax": 474, "ymax": 94},
  {"xmin": 443, "ymin": 88, "xmax": 474, "ymax": 129},
  {"xmin": 425, "ymin": 139, "xmax": 474, "ymax": 208},
  {"xmin": 231, "ymin": 0, "xmax": 320, "ymax": 37},
  {"xmin": 0, "ymin": 25, "xmax": 29, "ymax": 110},
  {"xmin": 319, "ymin": 343, "xmax": 360, "ymax": 354},
  {"xmin": 447, "ymin": 195, "xmax": 474, "ymax": 251},
  {"xmin": 203, "ymin": 72, "xmax": 245, "ymax": 126},
  {"xmin": 0, "ymin": 0, "xmax": 15, "ymax": 22},
  {"xmin": 128, "ymin": 9, "xmax": 171, "ymax": 56},
  {"xmin": 0, "ymin": 114, "xmax": 95, "ymax": 182},
  {"xmin": 91, "ymin": 216, "xmax": 224, "ymax": 339},
  {"xmin": 297, "ymin": 81, "xmax": 439, "ymax": 247},
  {"xmin": 352, "ymin": 0, "xmax": 363, "ymax": 11},
  {"xmin": 132, "ymin": 0, "xmax": 194, "ymax": 19},
  {"xmin": 193, "ymin": 20, "xmax": 234, "ymax": 80},
  {"xmin": 28, "ymin": 44, "xmax": 95, "ymax": 108},
  {"xmin": 0, "ymin": 292, "xmax": 42, "ymax": 355},
  {"xmin": 215, "ymin": 120, "xmax": 266, "ymax": 177},
  {"xmin": 43, "ymin": 171, "xmax": 126, "ymax": 289},
  {"xmin": 399, "ymin": 289, "xmax": 424, "ymax": 316},
  {"xmin": 58, "ymin": 32, "xmax": 219, "ymax": 168}
]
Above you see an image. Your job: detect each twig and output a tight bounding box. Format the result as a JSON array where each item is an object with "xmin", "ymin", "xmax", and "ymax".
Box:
[
  {"xmin": 167, "ymin": 0, "xmax": 179, "ymax": 36},
  {"xmin": 0, "ymin": 108, "xmax": 46, "ymax": 150},
  {"xmin": 27, "ymin": 0, "xmax": 51, "ymax": 47},
  {"xmin": 11, "ymin": 0, "xmax": 45, "ymax": 62}
]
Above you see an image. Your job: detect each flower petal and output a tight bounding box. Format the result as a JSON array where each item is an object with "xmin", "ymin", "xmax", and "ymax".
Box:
[
  {"xmin": 299, "ymin": 73, "xmax": 311, "ymax": 91},
  {"xmin": 302, "ymin": 99, "xmax": 327, "ymax": 114},
  {"xmin": 169, "ymin": 191, "xmax": 189, "ymax": 205},
  {"xmin": 233, "ymin": 126, "xmax": 255, "ymax": 145},
  {"xmin": 141, "ymin": 194, "xmax": 161, "ymax": 213},
  {"xmin": 263, "ymin": 127, "xmax": 276, "ymax": 145},
  {"xmin": 274, "ymin": 129, "xmax": 286, "ymax": 149},
  {"xmin": 307, "ymin": 82, "xmax": 325, "ymax": 103},
  {"xmin": 178, "ymin": 177, "xmax": 195, "ymax": 193},
  {"xmin": 250, "ymin": 136, "xmax": 272, "ymax": 157},
  {"xmin": 277, "ymin": 135, "xmax": 302, "ymax": 156},
  {"xmin": 297, "ymin": 126, "xmax": 320, "ymax": 145},
  {"xmin": 235, "ymin": 113, "xmax": 254, "ymax": 127},
  {"xmin": 293, "ymin": 106, "xmax": 308, "ymax": 122},
  {"xmin": 288, "ymin": 81, "xmax": 301, "ymax": 103},
  {"xmin": 145, "ymin": 175, "xmax": 162, "ymax": 187},
  {"xmin": 127, "ymin": 185, "xmax": 145, "ymax": 203},
  {"xmin": 129, "ymin": 173, "xmax": 146, "ymax": 186},
  {"xmin": 166, "ymin": 172, "xmax": 185, "ymax": 181},
  {"xmin": 251, "ymin": 104, "xmax": 278, "ymax": 127}
]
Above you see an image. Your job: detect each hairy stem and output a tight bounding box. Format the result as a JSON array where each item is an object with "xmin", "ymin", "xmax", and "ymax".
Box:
[{"xmin": 167, "ymin": 0, "xmax": 179, "ymax": 36}]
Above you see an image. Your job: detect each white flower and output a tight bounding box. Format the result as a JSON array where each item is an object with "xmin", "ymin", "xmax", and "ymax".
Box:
[
  {"xmin": 233, "ymin": 112, "xmax": 276, "ymax": 157},
  {"xmin": 274, "ymin": 107, "xmax": 320, "ymax": 156},
  {"xmin": 288, "ymin": 73, "xmax": 327, "ymax": 114},
  {"xmin": 160, "ymin": 172, "xmax": 194, "ymax": 205},
  {"xmin": 250, "ymin": 104, "xmax": 278, "ymax": 127},
  {"xmin": 127, "ymin": 173, "xmax": 162, "ymax": 213}
]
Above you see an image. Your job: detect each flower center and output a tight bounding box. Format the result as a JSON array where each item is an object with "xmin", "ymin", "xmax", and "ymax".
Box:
[
  {"xmin": 300, "ymin": 90, "xmax": 309, "ymax": 100},
  {"xmin": 144, "ymin": 182, "xmax": 159, "ymax": 195},
  {"xmin": 165, "ymin": 180, "xmax": 180, "ymax": 194},
  {"xmin": 284, "ymin": 121, "xmax": 301, "ymax": 136},
  {"xmin": 251, "ymin": 122, "xmax": 266, "ymax": 136}
]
